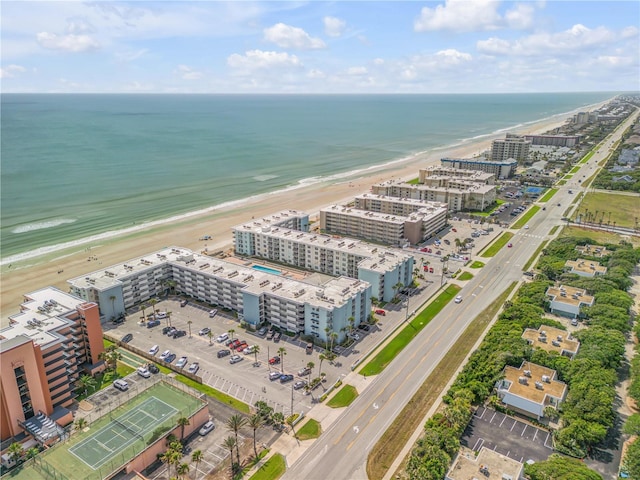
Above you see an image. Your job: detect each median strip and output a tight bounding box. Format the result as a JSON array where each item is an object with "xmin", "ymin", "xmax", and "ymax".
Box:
[{"xmin": 479, "ymin": 232, "xmax": 513, "ymax": 258}]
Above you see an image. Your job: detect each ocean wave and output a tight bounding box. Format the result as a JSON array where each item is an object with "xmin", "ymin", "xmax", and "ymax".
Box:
[
  {"xmin": 253, "ymin": 174, "xmax": 279, "ymax": 182},
  {"xmin": 11, "ymin": 218, "xmax": 77, "ymax": 234}
]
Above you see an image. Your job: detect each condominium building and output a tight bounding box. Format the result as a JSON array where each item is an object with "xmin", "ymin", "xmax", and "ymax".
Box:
[
  {"xmin": 0, "ymin": 288, "xmax": 104, "ymax": 443},
  {"xmin": 495, "ymin": 361, "xmax": 567, "ymax": 420},
  {"xmin": 68, "ymin": 247, "xmax": 371, "ymax": 343},
  {"xmin": 440, "ymin": 157, "xmax": 517, "ymax": 179},
  {"xmin": 522, "ymin": 325, "xmax": 580, "ymax": 359},
  {"xmin": 418, "ymin": 166, "xmax": 495, "ymax": 185},
  {"xmin": 233, "ymin": 214, "xmax": 414, "ymax": 302},
  {"xmin": 575, "ymin": 244, "xmax": 610, "ymax": 258},
  {"xmin": 371, "ymin": 180, "xmax": 496, "ymax": 212},
  {"xmin": 564, "ymin": 259, "xmax": 607, "ymax": 277},
  {"xmin": 523, "ymin": 134, "xmax": 581, "ymax": 147},
  {"xmin": 490, "ymin": 134, "xmax": 530, "ymax": 163},
  {"xmin": 545, "ymin": 284, "xmax": 595, "ymax": 319}
]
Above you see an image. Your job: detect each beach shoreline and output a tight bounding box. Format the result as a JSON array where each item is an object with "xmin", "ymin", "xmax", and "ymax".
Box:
[{"xmin": 0, "ymin": 100, "xmax": 609, "ymax": 319}]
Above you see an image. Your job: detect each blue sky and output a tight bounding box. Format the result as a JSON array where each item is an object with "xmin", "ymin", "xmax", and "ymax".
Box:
[{"xmin": 2, "ymin": 1, "xmax": 639, "ymax": 93}]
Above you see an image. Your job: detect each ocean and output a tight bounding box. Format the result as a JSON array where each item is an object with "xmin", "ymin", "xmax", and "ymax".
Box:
[{"xmin": 1, "ymin": 92, "xmax": 616, "ymax": 265}]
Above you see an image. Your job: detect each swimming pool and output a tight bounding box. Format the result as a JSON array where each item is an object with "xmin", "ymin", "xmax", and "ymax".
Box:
[{"xmin": 252, "ymin": 265, "xmax": 282, "ymax": 275}]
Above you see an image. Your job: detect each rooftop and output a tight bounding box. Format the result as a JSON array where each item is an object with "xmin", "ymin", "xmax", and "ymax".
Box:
[
  {"xmin": 575, "ymin": 244, "xmax": 610, "ymax": 258},
  {"xmin": 522, "ymin": 325, "xmax": 580, "ymax": 356},
  {"xmin": 501, "ymin": 361, "xmax": 567, "ymax": 404},
  {"xmin": 355, "ymin": 193, "xmax": 448, "ymax": 212},
  {"xmin": 373, "ymin": 179, "xmax": 495, "ymax": 194},
  {"xmin": 322, "ymin": 204, "xmax": 446, "ymax": 225},
  {"xmin": 441, "ymin": 156, "xmax": 518, "ymax": 166},
  {"xmin": 546, "ymin": 284, "xmax": 594, "ymax": 307},
  {"xmin": 1, "ymin": 287, "xmax": 90, "ymax": 350},
  {"xmin": 447, "ymin": 447, "xmax": 523, "ymax": 480},
  {"xmin": 565, "ymin": 258, "xmax": 607, "ymax": 276}
]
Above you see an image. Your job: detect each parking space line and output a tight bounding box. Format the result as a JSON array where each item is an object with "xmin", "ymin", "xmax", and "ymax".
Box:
[
  {"xmin": 521, "ymin": 425, "xmax": 527, "ymax": 437},
  {"xmin": 510, "ymin": 420, "xmax": 517, "ymax": 432},
  {"xmin": 499, "ymin": 415, "xmax": 507, "ymax": 427},
  {"xmin": 489, "ymin": 411, "xmax": 497, "ymax": 423},
  {"xmin": 544, "ymin": 432, "xmax": 553, "ymax": 449},
  {"xmin": 472, "ymin": 438, "xmax": 484, "ymax": 452},
  {"xmin": 532, "ymin": 429, "xmax": 538, "ymax": 442}
]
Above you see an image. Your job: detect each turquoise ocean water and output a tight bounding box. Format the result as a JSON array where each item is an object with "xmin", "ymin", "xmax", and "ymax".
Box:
[{"xmin": 1, "ymin": 92, "xmax": 615, "ymax": 264}]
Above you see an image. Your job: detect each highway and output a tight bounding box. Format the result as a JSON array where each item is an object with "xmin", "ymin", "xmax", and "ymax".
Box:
[{"xmin": 281, "ymin": 109, "xmax": 638, "ymax": 480}]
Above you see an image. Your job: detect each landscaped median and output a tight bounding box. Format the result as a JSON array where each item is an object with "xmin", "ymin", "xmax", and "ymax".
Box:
[
  {"xmin": 248, "ymin": 453, "xmax": 286, "ymax": 480},
  {"xmin": 360, "ymin": 285, "xmax": 461, "ymax": 376},
  {"xmin": 538, "ymin": 188, "xmax": 558, "ymax": 203},
  {"xmin": 326, "ymin": 384, "xmax": 359, "ymax": 408},
  {"xmin": 479, "ymin": 231, "xmax": 513, "ymax": 258},
  {"xmin": 512, "ymin": 205, "xmax": 540, "ymax": 229}
]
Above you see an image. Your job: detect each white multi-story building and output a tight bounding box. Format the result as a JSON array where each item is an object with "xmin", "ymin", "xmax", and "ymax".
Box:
[
  {"xmin": 545, "ymin": 284, "xmax": 595, "ymax": 319},
  {"xmin": 418, "ymin": 166, "xmax": 496, "ymax": 185},
  {"xmin": 440, "ymin": 157, "xmax": 517, "ymax": 179},
  {"xmin": 523, "ymin": 134, "xmax": 581, "ymax": 147},
  {"xmin": 490, "ymin": 134, "xmax": 530, "ymax": 163},
  {"xmin": 68, "ymin": 247, "xmax": 371, "ymax": 343},
  {"xmin": 233, "ymin": 215, "xmax": 414, "ymax": 302}
]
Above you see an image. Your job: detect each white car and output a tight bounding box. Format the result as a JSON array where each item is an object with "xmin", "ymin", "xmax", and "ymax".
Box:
[
  {"xmin": 454, "ymin": 295, "xmax": 463, "ymax": 304},
  {"xmin": 243, "ymin": 345, "xmax": 256, "ymax": 355},
  {"xmin": 149, "ymin": 345, "xmax": 159, "ymax": 355},
  {"xmin": 229, "ymin": 355, "xmax": 243, "ymax": 364},
  {"xmin": 113, "ymin": 379, "xmax": 129, "ymax": 391},
  {"xmin": 209, "ymin": 309, "xmax": 218, "ymax": 318},
  {"xmin": 199, "ymin": 420, "xmax": 215, "ymax": 436},
  {"xmin": 524, "ymin": 225, "xmax": 530, "ymax": 229},
  {"xmin": 137, "ymin": 367, "xmax": 151, "ymax": 378},
  {"xmin": 175, "ymin": 356, "xmax": 188, "ymax": 368},
  {"xmin": 159, "ymin": 350, "xmax": 171, "ymax": 360},
  {"xmin": 188, "ymin": 362, "xmax": 200, "ymax": 374}
]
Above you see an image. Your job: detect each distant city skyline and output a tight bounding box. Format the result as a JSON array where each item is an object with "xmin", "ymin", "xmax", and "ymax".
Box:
[{"xmin": 2, "ymin": 1, "xmax": 639, "ymax": 94}]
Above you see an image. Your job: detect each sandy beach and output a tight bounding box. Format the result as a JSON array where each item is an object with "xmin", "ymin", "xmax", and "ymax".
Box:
[{"xmin": 0, "ymin": 105, "xmax": 602, "ymax": 320}]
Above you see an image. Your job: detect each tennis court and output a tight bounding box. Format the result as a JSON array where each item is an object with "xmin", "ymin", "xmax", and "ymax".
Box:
[{"xmin": 69, "ymin": 397, "xmax": 177, "ymax": 469}]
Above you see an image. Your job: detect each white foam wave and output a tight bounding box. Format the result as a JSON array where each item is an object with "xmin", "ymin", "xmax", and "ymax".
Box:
[
  {"xmin": 11, "ymin": 218, "xmax": 77, "ymax": 234},
  {"xmin": 253, "ymin": 174, "xmax": 279, "ymax": 182}
]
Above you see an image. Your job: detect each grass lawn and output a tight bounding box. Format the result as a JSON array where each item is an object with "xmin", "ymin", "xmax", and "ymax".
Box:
[
  {"xmin": 560, "ymin": 226, "xmax": 640, "ymax": 248},
  {"xmin": 75, "ymin": 363, "xmax": 134, "ymax": 401},
  {"xmin": 367, "ymin": 282, "xmax": 518, "ymax": 480},
  {"xmin": 580, "ymin": 150, "xmax": 596, "ymax": 164},
  {"xmin": 406, "ymin": 178, "xmax": 420, "ymax": 185},
  {"xmin": 557, "ymin": 179, "xmax": 567, "ymax": 185},
  {"xmin": 522, "ymin": 240, "xmax": 548, "ymax": 272},
  {"xmin": 457, "ymin": 272, "xmax": 474, "ymax": 281},
  {"xmin": 249, "ymin": 453, "xmax": 286, "ymax": 480},
  {"xmin": 360, "ymin": 285, "xmax": 461, "ymax": 376},
  {"xmin": 549, "ymin": 225, "xmax": 559, "ymax": 235},
  {"xmin": 570, "ymin": 166, "xmax": 581, "ymax": 174},
  {"xmin": 539, "ymin": 188, "xmax": 558, "ymax": 202},
  {"xmin": 571, "ymin": 191, "xmax": 639, "ymax": 229},
  {"xmin": 296, "ymin": 418, "xmax": 322, "ymax": 440},
  {"xmin": 174, "ymin": 374, "xmax": 251, "ymax": 413},
  {"xmin": 512, "ymin": 205, "xmax": 540, "ymax": 229},
  {"xmin": 563, "ymin": 174, "xmax": 573, "ymax": 179},
  {"xmin": 327, "ymin": 385, "xmax": 358, "ymax": 408},
  {"xmin": 480, "ymin": 232, "xmax": 514, "ymax": 258},
  {"xmin": 470, "ymin": 261, "xmax": 485, "ymax": 269}
]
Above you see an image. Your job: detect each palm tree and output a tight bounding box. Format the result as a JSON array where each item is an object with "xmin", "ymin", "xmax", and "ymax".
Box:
[
  {"xmin": 140, "ymin": 302, "xmax": 148, "ymax": 322},
  {"xmin": 228, "ymin": 329, "xmax": 235, "ymax": 341},
  {"xmin": 222, "ymin": 436, "xmax": 237, "ymax": 477},
  {"xmin": 176, "ymin": 462, "xmax": 190, "ymax": 479},
  {"xmin": 74, "ymin": 418, "xmax": 88, "ymax": 431},
  {"xmin": 271, "ymin": 412, "xmax": 284, "ymax": 430},
  {"xmin": 347, "ymin": 316, "xmax": 355, "ymax": 336},
  {"xmin": 277, "ymin": 347, "xmax": 287, "ymax": 373},
  {"xmin": 176, "ymin": 416, "xmax": 190, "ymax": 441},
  {"xmin": 77, "ymin": 374, "xmax": 96, "ymax": 396},
  {"xmin": 166, "ymin": 310, "xmax": 173, "ymax": 327},
  {"xmin": 393, "ymin": 282, "xmax": 404, "ymax": 300},
  {"xmin": 207, "ymin": 331, "xmax": 213, "ymax": 345},
  {"xmin": 160, "ymin": 449, "xmax": 179, "ymax": 479},
  {"xmin": 253, "ymin": 344, "xmax": 261, "ymax": 365},
  {"xmin": 318, "ymin": 353, "xmax": 327, "ymax": 376},
  {"xmin": 307, "ymin": 361, "xmax": 315, "ymax": 383},
  {"xmin": 187, "ymin": 320, "xmax": 193, "ymax": 338},
  {"xmin": 167, "ymin": 449, "xmax": 181, "ymax": 479},
  {"xmin": 148, "ymin": 298, "xmax": 158, "ymax": 315},
  {"xmin": 323, "ymin": 327, "xmax": 331, "ymax": 350},
  {"xmin": 7, "ymin": 442, "xmax": 23, "ymax": 465},
  {"xmin": 226, "ymin": 414, "xmax": 247, "ymax": 466},
  {"xmin": 248, "ymin": 414, "xmax": 265, "ymax": 459},
  {"xmin": 99, "ymin": 345, "xmax": 122, "ymax": 371},
  {"xmin": 454, "ymin": 238, "xmax": 463, "ymax": 253},
  {"xmin": 191, "ymin": 449, "xmax": 203, "ymax": 478},
  {"xmin": 25, "ymin": 447, "xmax": 39, "ymax": 460},
  {"xmin": 329, "ymin": 332, "xmax": 338, "ymax": 352},
  {"xmin": 166, "ymin": 433, "xmax": 178, "ymax": 447}
]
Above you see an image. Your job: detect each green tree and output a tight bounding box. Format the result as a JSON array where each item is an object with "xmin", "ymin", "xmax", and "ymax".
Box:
[
  {"xmin": 208, "ymin": 330, "xmax": 213, "ymax": 345},
  {"xmin": 623, "ymin": 413, "xmax": 640, "ymax": 436},
  {"xmin": 74, "ymin": 417, "xmax": 88, "ymax": 431},
  {"xmin": 524, "ymin": 454, "xmax": 602, "ymax": 480},
  {"xmin": 226, "ymin": 414, "xmax": 247, "ymax": 466},
  {"xmin": 187, "ymin": 320, "xmax": 193, "ymax": 337},
  {"xmin": 228, "ymin": 329, "xmax": 235, "ymax": 341},
  {"xmin": 176, "ymin": 416, "xmax": 189, "ymax": 441},
  {"xmin": 307, "ymin": 361, "xmax": 315, "ymax": 384},
  {"xmin": 272, "ymin": 411, "xmax": 285, "ymax": 429},
  {"xmin": 25, "ymin": 447, "xmax": 39, "ymax": 460},
  {"xmin": 248, "ymin": 413, "xmax": 265, "ymax": 459},
  {"xmin": 7, "ymin": 442, "xmax": 24, "ymax": 464},
  {"xmin": 253, "ymin": 344, "xmax": 261, "ymax": 364},
  {"xmin": 222, "ymin": 436, "xmax": 237, "ymax": 478},
  {"xmin": 318, "ymin": 353, "xmax": 327, "ymax": 376},
  {"xmin": 191, "ymin": 449, "xmax": 203, "ymax": 478},
  {"xmin": 176, "ymin": 462, "xmax": 189, "ymax": 479},
  {"xmin": 278, "ymin": 347, "xmax": 287, "ymax": 373},
  {"xmin": 622, "ymin": 437, "xmax": 640, "ymax": 480},
  {"xmin": 77, "ymin": 374, "xmax": 97, "ymax": 396}
]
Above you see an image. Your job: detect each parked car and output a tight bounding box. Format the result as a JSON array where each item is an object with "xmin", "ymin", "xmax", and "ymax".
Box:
[
  {"xmin": 162, "ymin": 326, "xmax": 173, "ymax": 335},
  {"xmin": 165, "ymin": 353, "xmax": 177, "ymax": 363},
  {"xmin": 175, "ymin": 356, "xmax": 188, "ymax": 368},
  {"xmin": 146, "ymin": 319, "xmax": 161, "ymax": 328},
  {"xmin": 420, "ymin": 247, "xmax": 429, "ymax": 252},
  {"xmin": 166, "ymin": 327, "xmax": 177, "ymax": 337},
  {"xmin": 209, "ymin": 309, "xmax": 218, "ymax": 318},
  {"xmin": 243, "ymin": 345, "xmax": 256, "ymax": 355},
  {"xmin": 298, "ymin": 367, "xmax": 311, "ymax": 377},
  {"xmin": 173, "ymin": 330, "xmax": 187, "ymax": 339},
  {"xmin": 230, "ymin": 339, "xmax": 241, "ymax": 349},
  {"xmin": 269, "ymin": 371, "xmax": 283, "ymax": 381},
  {"xmin": 306, "ymin": 343, "xmax": 314, "ymax": 354},
  {"xmin": 358, "ymin": 324, "xmax": 371, "ymax": 332},
  {"xmin": 180, "ymin": 299, "xmax": 188, "ymax": 307},
  {"xmin": 217, "ymin": 333, "xmax": 229, "ymax": 343},
  {"xmin": 273, "ymin": 332, "xmax": 282, "ymax": 342},
  {"xmin": 266, "ymin": 329, "xmax": 275, "ymax": 340},
  {"xmin": 236, "ymin": 342, "xmax": 248, "ymax": 352},
  {"xmin": 507, "ymin": 243, "xmax": 513, "ymax": 248},
  {"xmin": 198, "ymin": 327, "xmax": 211, "ymax": 336},
  {"xmin": 257, "ymin": 326, "xmax": 268, "ymax": 336},
  {"xmin": 374, "ymin": 309, "xmax": 386, "ymax": 316},
  {"xmin": 147, "ymin": 363, "xmax": 160, "ymax": 374},
  {"xmin": 199, "ymin": 420, "xmax": 215, "ymax": 436},
  {"xmin": 348, "ymin": 332, "xmax": 360, "ymax": 341},
  {"xmin": 280, "ymin": 374, "xmax": 294, "ymax": 383},
  {"xmin": 188, "ymin": 362, "xmax": 200, "ymax": 374},
  {"xmin": 213, "ymin": 350, "xmax": 229, "ymax": 360},
  {"xmin": 149, "ymin": 345, "xmax": 159, "ymax": 355},
  {"xmin": 159, "ymin": 350, "xmax": 171, "ymax": 360},
  {"xmin": 269, "ymin": 356, "xmax": 280, "ymax": 365},
  {"xmin": 137, "ymin": 367, "xmax": 151, "ymax": 378},
  {"xmin": 121, "ymin": 333, "xmax": 133, "ymax": 343},
  {"xmin": 113, "ymin": 379, "xmax": 129, "ymax": 391},
  {"xmin": 293, "ymin": 380, "xmax": 307, "ymax": 390},
  {"xmin": 229, "ymin": 355, "xmax": 243, "ymax": 364}
]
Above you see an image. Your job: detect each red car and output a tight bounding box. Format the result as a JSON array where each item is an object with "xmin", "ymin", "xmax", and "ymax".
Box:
[
  {"xmin": 429, "ymin": 267, "xmax": 434, "ymax": 273},
  {"xmin": 374, "ymin": 309, "xmax": 386, "ymax": 316},
  {"xmin": 236, "ymin": 342, "xmax": 248, "ymax": 352},
  {"xmin": 451, "ymin": 228, "xmax": 457, "ymax": 232},
  {"xmin": 420, "ymin": 247, "xmax": 429, "ymax": 252},
  {"xmin": 230, "ymin": 339, "xmax": 241, "ymax": 349},
  {"xmin": 507, "ymin": 243, "xmax": 513, "ymax": 248},
  {"xmin": 269, "ymin": 356, "xmax": 280, "ymax": 365}
]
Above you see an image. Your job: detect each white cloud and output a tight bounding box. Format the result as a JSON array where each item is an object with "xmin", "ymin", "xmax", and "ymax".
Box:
[
  {"xmin": 36, "ymin": 32, "xmax": 100, "ymax": 52},
  {"xmin": 0, "ymin": 64, "xmax": 27, "ymax": 78},
  {"xmin": 263, "ymin": 23, "xmax": 325, "ymax": 50},
  {"xmin": 176, "ymin": 65, "xmax": 204, "ymax": 80},
  {"xmin": 373, "ymin": 58, "xmax": 385, "ymax": 66},
  {"xmin": 347, "ymin": 66, "xmax": 368, "ymax": 76},
  {"xmin": 415, "ymin": 0, "xmax": 502, "ymax": 33},
  {"xmin": 504, "ymin": 3, "xmax": 535, "ymax": 30},
  {"xmin": 65, "ymin": 17, "xmax": 95, "ymax": 35},
  {"xmin": 435, "ymin": 49, "xmax": 473, "ymax": 64},
  {"xmin": 227, "ymin": 49, "xmax": 302, "ymax": 74},
  {"xmin": 323, "ymin": 16, "xmax": 346, "ymax": 37},
  {"xmin": 307, "ymin": 69, "xmax": 326, "ymax": 79},
  {"xmin": 477, "ymin": 24, "xmax": 631, "ymax": 56},
  {"xmin": 114, "ymin": 48, "xmax": 148, "ymax": 63}
]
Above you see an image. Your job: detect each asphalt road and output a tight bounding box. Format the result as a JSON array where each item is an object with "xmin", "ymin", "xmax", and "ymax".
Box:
[{"xmin": 281, "ymin": 109, "xmax": 638, "ymax": 480}]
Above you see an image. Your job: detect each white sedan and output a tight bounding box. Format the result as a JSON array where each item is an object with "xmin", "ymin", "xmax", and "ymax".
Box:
[{"xmin": 454, "ymin": 295, "xmax": 463, "ymax": 304}]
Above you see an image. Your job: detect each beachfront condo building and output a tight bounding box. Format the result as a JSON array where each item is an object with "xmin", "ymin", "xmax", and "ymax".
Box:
[
  {"xmin": 353, "ymin": 193, "xmax": 448, "ymax": 231},
  {"xmin": 371, "ymin": 179, "xmax": 496, "ymax": 212},
  {"xmin": 233, "ymin": 214, "xmax": 414, "ymax": 302},
  {"xmin": 319, "ymin": 204, "xmax": 446, "ymax": 247},
  {"xmin": 0, "ymin": 288, "xmax": 104, "ymax": 443},
  {"xmin": 523, "ymin": 134, "xmax": 581, "ymax": 148},
  {"xmin": 440, "ymin": 157, "xmax": 517, "ymax": 179},
  {"xmin": 418, "ymin": 166, "xmax": 496, "ymax": 185},
  {"xmin": 490, "ymin": 134, "xmax": 531, "ymax": 163},
  {"xmin": 68, "ymin": 247, "xmax": 371, "ymax": 343}
]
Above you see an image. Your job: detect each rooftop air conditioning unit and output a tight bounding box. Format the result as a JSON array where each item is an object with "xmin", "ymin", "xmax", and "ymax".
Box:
[
  {"xmin": 523, "ymin": 370, "xmax": 532, "ymax": 377},
  {"xmin": 535, "ymin": 381, "xmax": 544, "ymax": 390},
  {"xmin": 542, "ymin": 375, "xmax": 551, "ymax": 383}
]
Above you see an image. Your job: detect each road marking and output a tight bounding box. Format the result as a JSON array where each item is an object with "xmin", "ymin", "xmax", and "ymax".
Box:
[
  {"xmin": 372, "ymin": 403, "xmax": 379, "ymax": 410},
  {"xmin": 533, "ymin": 429, "xmax": 538, "ymax": 442},
  {"xmin": 490, "ymin": 411, "xmax": 497, "ymax": 423},
  {"xmin": 521, "ymin": 425, "xmax": 527, "ymax": 437},
  {"xmin": 499, "ymin": 416, "xmax": 506, "ymax": 427},
  {"xmin": 510, "ymin": 420, "xmax": 517, "ymax": 431},
  {"xmin": 353, "ymin": 426, "xmax": 359, "ymax": 434}
]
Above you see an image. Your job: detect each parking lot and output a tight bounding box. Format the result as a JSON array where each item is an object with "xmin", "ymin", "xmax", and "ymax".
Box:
[{"xmin": 461, "ymin": 406, "xmax": 554, "ymax": 464}]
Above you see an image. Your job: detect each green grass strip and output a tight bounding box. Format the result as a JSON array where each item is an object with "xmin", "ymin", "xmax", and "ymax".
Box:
[
  {"xmin": 557, "ymin": 179, "xmax": 567, "ymax": 186},
  {"xmin": 569, "ymin": 166, "xmax": 580, "ymax": 174},
  {"xmin": 296, "ymin": 419, "xmax": 322, "ymax": 440},
  {"xmin": 406, "ymin": 178, "xmax": 420, "ymax": 185},
  {"xmin": 539, "ymin": 188, "xmax": 558, "ymax": 202},
  {"xmin": 457, "ymin": 272, "xmax": 474, "ymax": 281},
  {"xmin": 249, "ymin": 453, "xmax": 286, "ymax": 480},
  {"xmin": 522, "ymin": 240, "xmax": 548, "ymax": 272},
  {"xmin": 174, "ymin": 374, "xmax": 251, "ymax": 413},
  {"xmin": 581, "ymin": 150, "xmax": 596, "ymax": 164},
  {"xmin": 361, "ymin": 285, "xmax": 461, "ymax": 376},
  {"xmin": 480, "ymin": 232, "xmax": 514, "ymax": 258},
  {"xmin": 512, "ymin": 205, "xmax": 540, "ymax": 229},
  {"xmin": 549, "ymin": 225, "xmax": 559, "ymax": 235},
  {"xmin": 367, "ymin": 282, "xmax": 518, "ymax": 480},
  {"xmin": 327, "ymin": 385, "xmax": 359, "ymax": 408},
  {"xmin": 470, "ymin": 261, "xmax": 485, "ymax": 269},
  {"xmin": 563, "ymin": 174, "xmax": 573, "ymax": 179}
]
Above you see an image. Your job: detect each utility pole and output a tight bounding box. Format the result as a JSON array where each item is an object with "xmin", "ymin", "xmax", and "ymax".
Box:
[{"xmin": 291, "ymin": 383, "xmax": 294, "ymax": 417}]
